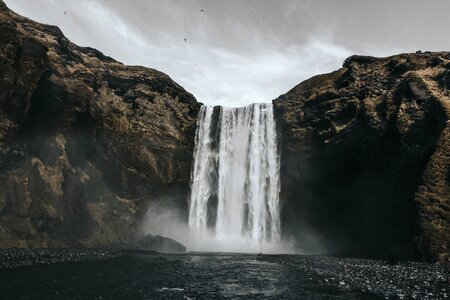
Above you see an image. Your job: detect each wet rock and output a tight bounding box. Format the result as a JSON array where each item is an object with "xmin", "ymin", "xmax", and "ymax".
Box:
[
  {"xmin": 136, "ymin": 234, "xmax": 155, "ymax": 248},
  {"xmin": 135, "ymin": 234, "xmax": 186, "ymax": 253},
  {"xmin": 150, "ymin": 235, "xmax": 186, "ymax": 253}
]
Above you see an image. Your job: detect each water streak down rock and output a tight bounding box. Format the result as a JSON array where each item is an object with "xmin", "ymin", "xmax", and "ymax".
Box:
[{"xmin": 189, "ymin": 104, "xmax": 281, "ymax": 247}]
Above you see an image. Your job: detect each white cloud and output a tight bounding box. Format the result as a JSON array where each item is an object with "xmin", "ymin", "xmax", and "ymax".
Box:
[
  {"xmin": 5, "ymin": 0, "xmax": 450, "ymax": 107},
  {"xmin": 166, "ymin": 39, "xmax": 352, "ymax": 106}
]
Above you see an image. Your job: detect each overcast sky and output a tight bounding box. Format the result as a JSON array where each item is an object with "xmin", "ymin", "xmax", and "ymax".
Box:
[{"xmin": 5, "ymin": 0, "xmax": 450, "ymax": 106}]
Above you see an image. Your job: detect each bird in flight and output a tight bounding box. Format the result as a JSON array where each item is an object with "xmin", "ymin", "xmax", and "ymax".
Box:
[{"xmin": 200, "ymin": 9, "xmax": 205, "ymax": 12}]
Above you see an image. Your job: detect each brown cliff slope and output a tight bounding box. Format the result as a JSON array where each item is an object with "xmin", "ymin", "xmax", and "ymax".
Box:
[
  {"xmin": 0, "ymin": 1, "xmax": 200, "ymax": 247},
  {"xmin": 274, "ymin": 53, "xmax": 450, "ymax": 261}
]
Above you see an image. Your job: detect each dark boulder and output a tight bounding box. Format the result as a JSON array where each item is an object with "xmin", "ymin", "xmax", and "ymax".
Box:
[{"xmin": 136, "ymin": 234, "xmax": 186, "ymax": 253}]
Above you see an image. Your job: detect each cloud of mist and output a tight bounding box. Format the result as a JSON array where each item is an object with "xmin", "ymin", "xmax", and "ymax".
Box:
[
  {"xmin": 141, "ymin": 197, "xmax": 295, "ymax": 254},
  {"xmin": 6, "ymin": 0, "xmax": 450, "ymax": 107}
]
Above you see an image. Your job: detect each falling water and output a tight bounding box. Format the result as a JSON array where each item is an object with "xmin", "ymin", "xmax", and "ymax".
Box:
[{"xmin": 188, "ymin": 103, "xmax": 281, "ymax": 250}]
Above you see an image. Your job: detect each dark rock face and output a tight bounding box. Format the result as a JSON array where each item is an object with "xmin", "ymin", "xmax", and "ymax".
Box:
[
  {"xmin": 274, "ymin": 53, "xmax": 450, "ymax": 261},
  {"xmin": 0, "ymin": 2, "xmax": 200, "ymax": 247}
]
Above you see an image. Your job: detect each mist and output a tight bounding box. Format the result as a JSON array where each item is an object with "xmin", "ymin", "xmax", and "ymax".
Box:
[{"xmin": 140, "ymin": 196, "xmax": 295, "ymax": 254}]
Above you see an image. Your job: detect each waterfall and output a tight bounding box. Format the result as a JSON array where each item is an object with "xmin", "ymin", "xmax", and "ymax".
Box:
[{"xmin": 188, "ymin": 103, "xmax": 281, "ymax": 250}]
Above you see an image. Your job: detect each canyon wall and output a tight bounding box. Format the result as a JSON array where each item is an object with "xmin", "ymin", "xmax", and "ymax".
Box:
[
  {"xmin": 274, "ymin": 53, "xmax": 450, "ymax": 261},
  {"xmin": 0, "ymin": 1, "xmax": 448, "ymax": 261},
  {"xmin": 0, "ymin": 1, "xmax": 200, "ymax": 247}
]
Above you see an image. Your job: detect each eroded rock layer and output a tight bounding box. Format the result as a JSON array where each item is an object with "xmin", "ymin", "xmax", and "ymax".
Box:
[
  {"xmin": 0, "ymin": 1, "xmax": 200, "ymax": 247},
  {"xmin": 274, "ymin": 53, "xmax": 450, "ymax": 261}
]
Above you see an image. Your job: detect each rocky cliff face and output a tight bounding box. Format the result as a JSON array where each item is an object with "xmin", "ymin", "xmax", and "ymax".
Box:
[
  {"xmin": 0, "ymin": 1, "xmax": 448, "ymax": 262},
  {"xmin": 274, "ymin": 53, "xmax": 450, "ymax": 261},
  {"xmin": 0, "ymin": 1, "xmax": 200, "ymax": 247}
]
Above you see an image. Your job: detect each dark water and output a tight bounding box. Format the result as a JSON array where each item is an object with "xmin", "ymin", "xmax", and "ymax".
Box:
[{"xmin": 0, "ymin": 252, "xmax": 448, "ymax": 299}]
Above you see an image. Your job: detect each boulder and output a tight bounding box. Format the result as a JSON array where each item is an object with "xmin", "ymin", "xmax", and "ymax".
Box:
[{"xmin": 136, "ymin": 234, "xmax": 186, "ymax": 253}]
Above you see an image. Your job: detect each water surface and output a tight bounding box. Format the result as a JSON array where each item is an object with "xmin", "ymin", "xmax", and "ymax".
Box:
[{"xmin": 0, "ymin": 252, "xmax": 447, "ymax": 299}]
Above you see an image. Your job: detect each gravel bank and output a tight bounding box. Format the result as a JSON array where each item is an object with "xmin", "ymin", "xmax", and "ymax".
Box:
[{"xmin": 0, "ymin": 248, "xmax": 122, "ymax": 269}]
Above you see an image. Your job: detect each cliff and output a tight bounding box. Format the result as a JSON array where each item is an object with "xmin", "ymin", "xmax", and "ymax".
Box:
[
  {"xmin": 274, "ymin": 53, "xmax": 450, "ymax": 261},
  {"xmin": 0, "ymin": 1, "xmax": 448, "ymax": 262},
  {"xmin": 0, "ymin": 1, "xmax": 200, "ymax": 247}
]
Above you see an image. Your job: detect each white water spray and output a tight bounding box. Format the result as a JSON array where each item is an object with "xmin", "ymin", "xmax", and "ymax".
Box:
[{"xmin": 188, "ymin": 103, "xmax": 281, "ymax": 252}]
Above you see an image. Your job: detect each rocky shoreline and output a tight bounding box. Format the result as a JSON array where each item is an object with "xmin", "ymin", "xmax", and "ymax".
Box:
[
  {"xmin": 260, "ymin": 255, "xmax": 450, "ymax": 299},
  {"xmin": 0, "ymin": 234, "xmax": 187, "ymax": 269},
  {"xmin": 0, "ymin": 248, "xmax": 124, "ymax": 269}
]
